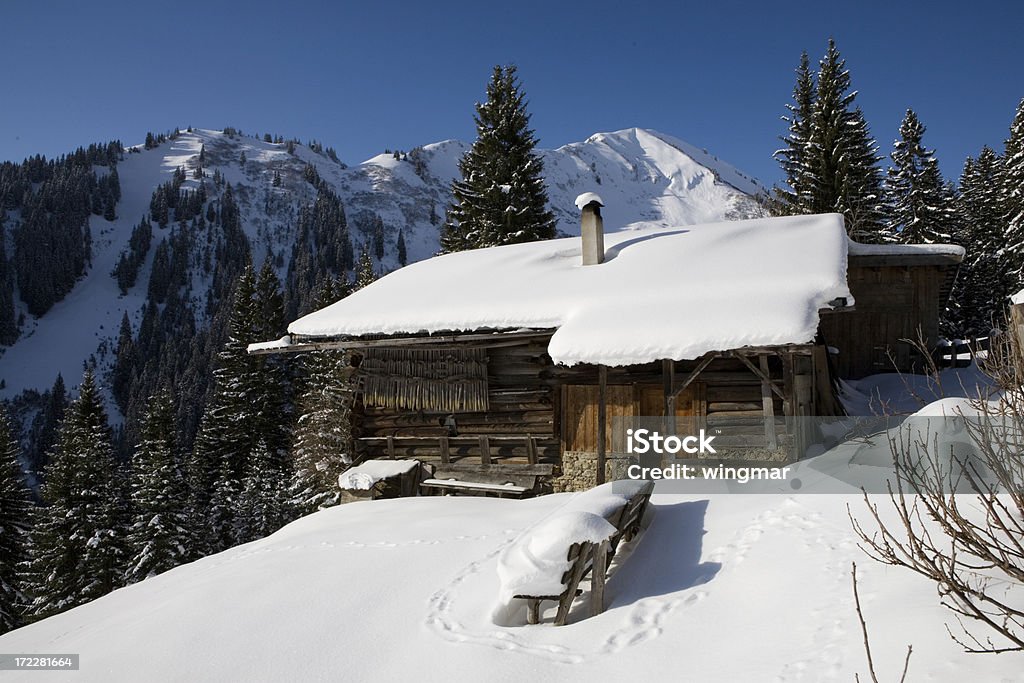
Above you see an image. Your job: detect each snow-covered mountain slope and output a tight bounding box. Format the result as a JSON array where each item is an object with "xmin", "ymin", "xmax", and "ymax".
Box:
[{"xmin": 0, "ymin": 127, "xmax": 764, "ymax": 402}]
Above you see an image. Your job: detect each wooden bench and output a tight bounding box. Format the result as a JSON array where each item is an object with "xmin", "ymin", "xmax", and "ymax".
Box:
[
  {"xmin": 419, "ymin": 463, "xmax": 554, "ymax": 498},
  {"xmin": 514, "ymin": 480, "xmax": 655, "ymax": 625}
]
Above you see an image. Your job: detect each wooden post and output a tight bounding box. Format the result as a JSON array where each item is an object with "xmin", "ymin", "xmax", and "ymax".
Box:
[
  {"xmin": 526, "ymin": 436, "xmax": 538, "ymax": 465},
  {"xmin": 759, "ymin": 355, "xmax": 777, "ymax": 450},
  {"xmin": 439, "ymin": 436, "xmax": 450, "ymax": 464},
  {"xmin": 386, "ymin": 435, "xmax": 396, "ymax": 460},
  {"xmin": 597, "ymin": 365, "xmax": 607, "ymax": 486},
  {"xmin": 527, "ymin": 599, "xmax": 540, "ymax": 625},
  {"xmin": 479, "ymin": 436, "xmax": 491, "ymax": 465},
  {"xmin": 662, "ymin": 359, "xmax": 676, "ymax": 422},
  {"xmin": 591, "ymin": 540, "xmax": 608, "ymax": 617}
]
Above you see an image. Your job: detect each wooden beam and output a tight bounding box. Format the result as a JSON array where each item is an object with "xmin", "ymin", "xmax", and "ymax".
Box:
[
  {"xmin": 662, "ymin": 359, "xmax": 676, "ymax": 425},
  {"xmin": 671, "ymin": 353, "xmax": 715, "ymax": 400},
  {"xmin": 386, "ymin": 436, "xmax": 396, "ymax": 460},
  {"xmin": 439, "ymin": 436, "xmax": 450, "ymax": 464},
  {"xmin": 478, "ymin": 436, "xmax": 491, "ymax": 465},
  {"xmin": 526, "ymin": 436, "xmax": 538, "ymax": 465},
  {"xmin": 597, "ymin": 365, "xmax": 607, "ymax": 486},
  {"xmin": 248, "ymin": 329, "xmax": 554, "ymax": 355},
  {"xmin": 733, "ymin": 353, "xmax": 785, "ymax": 399},
  {"xmin": 758, "ymin": 355, "xmax": 778, "ymax": 450}
]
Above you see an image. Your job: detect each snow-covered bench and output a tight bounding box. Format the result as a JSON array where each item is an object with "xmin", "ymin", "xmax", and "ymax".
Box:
[
  {"xmin": 419, "ymin": 463, "xmax": 553, "ymax": 498},
  {"xmin": 498, "ymin": 479, "xmax": 655, "ymax": 625}
]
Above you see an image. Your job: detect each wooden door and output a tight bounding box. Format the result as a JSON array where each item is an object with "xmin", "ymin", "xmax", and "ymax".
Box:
[{"xmin": 560, "ymin": 383, "xmax": 705, "ymax": 454}]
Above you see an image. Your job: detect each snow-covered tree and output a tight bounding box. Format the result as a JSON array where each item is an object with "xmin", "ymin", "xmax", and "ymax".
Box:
[
  {"xmin": 441, "ymin": 64, "xmax": 556, "ymax": 251},
  {"xmin": 355, "ymin": 246, "xmax": 376, "ymax": 290},
  {"xmin": 0, "ymin": 406, "xmax": 31, "ymax": 634},
  {"xmin": 772, "ymin": 51, "xmax": 816, "ymax": 213},
  {"xmin": 1001, "ymin": 98, "xmax": 1024, "ymax": 287},
  {"xmin": 24, "ymin": 370, "xmax": 127, "ymax": 621},
  {"xmin": 885, "ymin": 109, "xmax": 956, "ymax": 244},
  {"xmin": 235, "ymin": 440, "xmax": 287, "ymax": 543},
  {"xmin": 773, "ymin": 41, "xmax": 885, "ymax": 241},
  {"xmin": 125, "ymin": 389, "xmax": 191, "ymax": 583},
  {"xmin": 397, "ymin": 229, "xmax": 407, "ymax": 266},
  {"xmin": 948, "ymin": 148, "xmax": 1007, "ymax": 336},
  {"xmin": 289, "ymin": 280, "xmax": 353, "ymax": 516},
  {"xmin": 189, "ymin": 259, "xmax": 290, "ymax": 553}
]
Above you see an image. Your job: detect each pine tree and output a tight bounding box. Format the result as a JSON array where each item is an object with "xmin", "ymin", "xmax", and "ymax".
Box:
[
  {"xmin": 289, "ymin": 279, "xmax": 353, "ymax": 516},
  {"xmin": 773, "ymin": 51, "xmax": 816, "ymax": 213},
  {"xmin": 950, "ymin": 147, "xmax": 1007, "ymax": 336},
  {"xmin": 235, "ymin": 440, "xmax": 287, "ymax": 543},
  {"xmin": 355, "ymin": 247, "xmax": 376, "ymax": 290},
  {"xmin": 774, "ymin": 41, "xmax": 885, "ymax": 240},
  {"xmin": 0, "ymin": 406, "xmax": 31, "ymax": 634},
  {"xmin": 397, "ymin": 229, "xmax": 407, "ymax": 266},
  {"xmin": 1002, "ymin": 98, "xmax": 1024, "ymax": 287},
  {"xmin": 441, "ymin": 65, "xmax": 556, "ymax": 251},
  {"xmin": 885, "ymin": 109, "xmax": 956, "ymax": 244},
  {"xmin": 24, "ymin": 371, "xmax": 127, "ymax": 620},
  {"xmin": 189, "ymin": 260, "xmax": 290, "ymax": 553},
  {"xmin": 125, "ymin": 390, "xmax": 191, "ymax": 582}
]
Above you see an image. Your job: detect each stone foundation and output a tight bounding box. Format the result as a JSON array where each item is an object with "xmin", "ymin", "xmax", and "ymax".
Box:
[{"xmin": 553, "ymin": 451, "xmax": 635, "ymax": 492}]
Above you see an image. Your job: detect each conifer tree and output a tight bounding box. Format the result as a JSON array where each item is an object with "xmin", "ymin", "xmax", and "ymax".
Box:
[
  {"xmin": 190, "ymin": 260, "xmax": 290, "ymax": 553},
  {"xmin": 235, "ymin": 440, "xmax": 287, "ymax": 543},
  {"xmin": 397, "ymin": 229, "xmax": 408, "ymax": 266},
  {"xmin": 24, "ymin": 371, "xmax": 126, "ymax": 620},
  {"xmin": 885, "ymin": 109, "xmax": 956, "ymax": 243},
  {"xmin": 773, "ymin": 41, "xmax": 885, "ymax": 240},
  {"xmin": 949, "ymin": 147, "xmax": 1007, "ymax": 335},
  {"xmin": 0, "ymin": 406, "xmax": 31, "ymax": 634},
  {"xmin": 1002, "ymin": 98, "xmax": 1024, "ymax": 286},
  {"xmin": 355, "ymin": 247, "xmax": 376, "ymax": 290},
  {"xmin": 125, "ymin": 390, "xmax": 191, "ymax": 582},
  {"xmin": 289, "ymin": 279, "xmax": 353, "ymax": 516},
  {"xmin": 441, "ymin": 65, "xmax": 555, "ymax": 251},
  {"xmin": 773, "ymin": 51, "xmax": 816, "ymax": 213}
]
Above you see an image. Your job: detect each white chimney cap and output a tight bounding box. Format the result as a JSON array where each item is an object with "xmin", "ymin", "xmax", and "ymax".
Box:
[{"xmin": 574, "ymin": 192, "xmax": 604, "ymax": 211}]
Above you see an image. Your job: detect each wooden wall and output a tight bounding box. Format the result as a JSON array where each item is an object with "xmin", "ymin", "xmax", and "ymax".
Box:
[
  {"xmin": 820, "ymin": 258, "xmax": 955, "ymax": 379},
  {"xmin": 354, "ymin": 340, "xmax": 560, "ymax": 464}
]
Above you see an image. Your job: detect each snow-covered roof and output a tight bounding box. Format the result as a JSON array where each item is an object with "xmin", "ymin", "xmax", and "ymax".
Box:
[
  {"xmin": 848, "ymin": 241, "xmax": 965, "ymax": 259},
  {"xmin": 288, "ymin": 213, "xmax": 853, "ymax": 366}
]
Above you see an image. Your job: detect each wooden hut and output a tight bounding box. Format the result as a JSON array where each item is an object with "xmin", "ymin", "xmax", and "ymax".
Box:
[{"xmin": 250, "ymin": 207, "xmax": 961, "ymax": 490}]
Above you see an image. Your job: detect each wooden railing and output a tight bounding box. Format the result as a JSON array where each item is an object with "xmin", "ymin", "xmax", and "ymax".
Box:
[{"xmin": 357, "ymin": 435, "xmax": 541, "ymax": 465}]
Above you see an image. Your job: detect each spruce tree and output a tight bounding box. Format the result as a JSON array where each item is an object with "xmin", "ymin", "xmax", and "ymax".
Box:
[
  {"xmin": 773, "ymin": 41, "xmax": 886, "ymax": 240},
  {"xmin": 125, "ymin": 390, "xmax": 191, "ymax": 582},
  {"xmin": 951, "ymin": 147, "xmax": 1007, "ymax": 335},
  {"xmin": 1002, "ymin": 98, "xmax": 1024, "ymax": 287},
  {"xmin": 885, "ymin": 109, "xmax": 956, "ymax": 243},
  {"xmin": 441, "ymin": 65, "xmax": 556, "ymax": 251},
  {"xmin": 773, "ymin": 51, "xmax": 816, "ymax": 213},
  {"xmin": 0, "ymin": 407, "xmax": 31, "ymax": 634},
  {"xmin": 397, "ymin": 229, "xmax": 408, "ymax": 266},
  {"xmin": 24, "ymin": 371, "xmax": 126, "ymax": 620},
  {"xmin": 190, "ymin": 260, "xmax": 290, "ymax": 553},
  {"xmin": 289, "ymin": 279, "xmax": 353, "ymax": 516},
  {"xmin": 235, "ymin": 440, "xmax": 287, "ymax": 543},
  {"xmin": 355, "ymin": 247, "xmax": 376, "ymax": 290}
]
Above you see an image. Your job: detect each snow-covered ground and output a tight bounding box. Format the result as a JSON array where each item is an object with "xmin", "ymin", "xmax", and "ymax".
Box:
[
  {"xmin": 3, "ymin": 369, "xmax": 1021, "ymax": 682},
  {"xmin": 2, "ymin": 477, "xmax": 1019, "ymax": 681}
]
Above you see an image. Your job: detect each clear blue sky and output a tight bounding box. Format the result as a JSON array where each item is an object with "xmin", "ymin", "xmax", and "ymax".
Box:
[{"xmin": 2, "ymin": 0, "xmax": 1020, "ymax": 187}]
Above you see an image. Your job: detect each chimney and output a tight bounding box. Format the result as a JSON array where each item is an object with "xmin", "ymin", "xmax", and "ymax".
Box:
[{"xmin": 575, "ymin": 192, "xmax": 605, "ymax": 265}]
